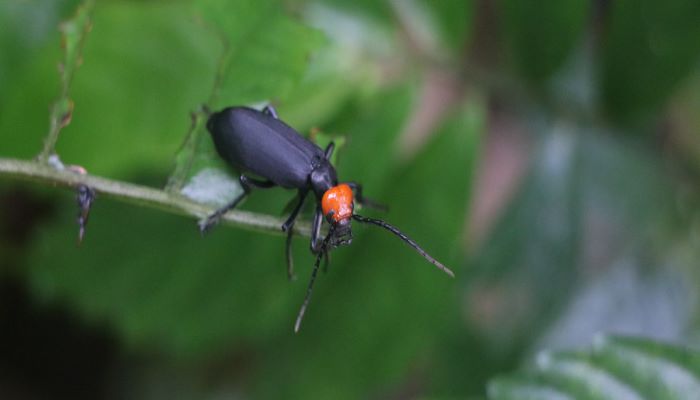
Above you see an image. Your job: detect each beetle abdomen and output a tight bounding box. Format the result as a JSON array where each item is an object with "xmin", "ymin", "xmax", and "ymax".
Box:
[{"xmin": 207, "ymin": 107, "xmax": 325, "ymax": 188}]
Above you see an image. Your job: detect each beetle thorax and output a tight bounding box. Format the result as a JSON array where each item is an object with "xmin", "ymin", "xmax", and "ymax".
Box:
[{"xmin": 309, "ymin": 158, "xmax": 337, "ymax": 198}]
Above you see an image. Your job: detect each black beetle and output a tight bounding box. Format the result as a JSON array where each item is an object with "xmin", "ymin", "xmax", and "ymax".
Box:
[{"xmin": 202, "ymin": 105, "xmax": 453, "ymax": 332}]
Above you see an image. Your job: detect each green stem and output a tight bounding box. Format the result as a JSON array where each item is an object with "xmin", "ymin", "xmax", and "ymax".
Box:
[
  {"xmin": 0, "ymin": 157, "xmax": 311, "ymax": 237},
  {"xmin": 38, "ymin": 0, "xmax": 94, "ymax": 163}
]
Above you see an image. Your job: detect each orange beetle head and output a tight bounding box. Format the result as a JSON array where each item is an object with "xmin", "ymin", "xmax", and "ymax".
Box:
[
  {"xmin": 321, "ymin": 183, "xmax": 354, "ymax": 223},
  {"xmin": 321, "ymin": 184, "xmax": 354, "ymax": 247}
]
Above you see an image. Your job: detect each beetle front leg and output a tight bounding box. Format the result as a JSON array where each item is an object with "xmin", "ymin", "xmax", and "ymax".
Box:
[
  {"xmin": 324, "ymin": 141, "xmax": 335, "ymax": 160},
  {"xmin": 346, "ymin": 181, "xmax": 388, "ymax": 212},
  {"xmin": 282, "ymin": 190, "xmax": 309, "ymax": 233},
  {"xmin": 282, "ymin": 190, "xmax": 309, "ymax": 280},
  {"xmin": 199, "ymin": 175, "xmax": 275, "ymax": 233},
  {"xmin": 310, "ymin": 205, "xmax": 324, "ymax": 254}
]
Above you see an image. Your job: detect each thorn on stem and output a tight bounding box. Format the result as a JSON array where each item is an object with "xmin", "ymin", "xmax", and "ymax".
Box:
[{"xmin": 76, "ymin": 184, "xmax": 96, "ymax": 244}]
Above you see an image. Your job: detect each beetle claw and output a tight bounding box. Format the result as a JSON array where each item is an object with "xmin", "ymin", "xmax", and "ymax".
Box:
[{"xmin": 198, "ymin": 215, "xmax": 220, "ymax": 234}]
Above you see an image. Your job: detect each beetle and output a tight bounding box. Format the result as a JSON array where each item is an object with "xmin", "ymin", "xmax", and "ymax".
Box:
[{"xmin": 202, "ymin": 105, "xmax": 454, "ymax": 332}]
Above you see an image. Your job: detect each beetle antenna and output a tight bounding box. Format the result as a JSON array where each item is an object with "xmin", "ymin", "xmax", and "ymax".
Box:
[
  {"xmin": 294, "ymin": 225, "xmax": 334, "ymax": 333},
  {"xmin": 352, "ymin": 214, "xmax": 455, "ymax": 277}
]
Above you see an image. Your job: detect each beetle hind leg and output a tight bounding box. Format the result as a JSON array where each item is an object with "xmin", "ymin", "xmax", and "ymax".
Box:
[
  {"xmin": 199, "ymin": 198, "xmax": 243, "ymax": 234},
  {"xmin": 282, "ymin": 190, "xmax": 309, "ymax": 280},
  {"xmin": 199, "ymin": 175, "xmax": 275, "ymax": 233}
]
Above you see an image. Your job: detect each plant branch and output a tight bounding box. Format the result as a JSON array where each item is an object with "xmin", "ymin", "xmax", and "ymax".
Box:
[
  {"xmin": 0, "ymin": 157, "xmax": 311, "ymax": 238},
  {"xmin": 38, "ymin": 0, "xmax": 94, "ymax": 163}
]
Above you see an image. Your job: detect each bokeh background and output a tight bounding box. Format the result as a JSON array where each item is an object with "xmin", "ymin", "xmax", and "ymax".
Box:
[{"xmin": 2, "ymin": 0, "xmax": 700, "ymax": 398}]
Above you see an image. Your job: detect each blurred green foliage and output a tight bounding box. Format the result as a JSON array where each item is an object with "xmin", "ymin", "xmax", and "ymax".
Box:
[
  {"xmin": 195, "ymin": 0, "xmax": 325, "ymax": 107},
  {"xmin": 602, "ymin": 0, "xmax": 700, "ymax": 120},
  {"xmin": 489, "ymin": 335, "xmax": 700, "ymax": 399},
  {"xmin": 2, "ymin": 0, "xmax": 700, "ymax": 398},
  {"xmin": 500, "ymin": 0, "xmax": 589, "ymax": 83}
]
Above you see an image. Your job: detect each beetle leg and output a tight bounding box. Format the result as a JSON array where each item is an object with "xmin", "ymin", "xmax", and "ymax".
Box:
[
  {"xmin": 282, "ymin": 190, "xmax": 309, "ymax": 232},
  {"xmin": 310, "ymin": 205, "xmax": 324, "ymax": 253},
  {"xmin": 324, "ymin": 141, "xmax": 335, "ymax": 160},
  {"xmin": 241, "ymin": 175, "xmax": 276, "ymax": 189},
  {"xmin": 285, "ymin": 231, "xmax": 296, "ymax": 281},
  {"xmin": 294, "ymin": 244, "xmax": 324, "ymax": 333},
  {"xmin": 262, "ymin": 105, "xmax": 278, "ymax": 119},
  {"xmin": 345, "ymin": 181, "xmax": 388, "ymax": 212},
  {"xmin": 199, "ymin": 175, "xmax": 275, "ymax": 233},
  {"xmin": 322, "ymin": 250, "xmax": 330, "ymax": 274},
  {"xmin": 294, "ymin": 224, "xmax": 334, "ymax": 333},
  {"xmin": 282, "ymin": 190, "xmax": 309, "ymax": 280}
]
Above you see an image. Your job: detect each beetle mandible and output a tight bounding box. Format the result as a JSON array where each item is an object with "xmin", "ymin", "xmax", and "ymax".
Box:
[{"xmin": 202, "ymin": 105, "xmax": 454, "ymax": 332}]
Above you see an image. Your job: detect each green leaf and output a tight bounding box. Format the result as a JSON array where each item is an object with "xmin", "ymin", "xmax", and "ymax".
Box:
[
  {"xmin": 334, "ymin": 84, "xmax": 417, "ymax": 193},
  {"xmin": 194, "ymin": 0, "xmax": 325, "ymax": 107},
  {"xmin": 314, "ymin": 0, "xmax": 475, "ymax": 60},
  {"xmin": 601, "ymin": 1, "xmax": 700, "ymax": 121},
  {"xmin": 381, "ymin": 0, "xmax": 473, "ymax": 59},
  {"xmin": 0, "ymin": 2, "xmax": 217, "ymax": 178},
  {"xmin": 311, "ymin": 0, "xmax": 394, "ymax": 25},
  {"xmin": 167, "ymin": 0, "xmax": 324, "ymax": 190},
  {"xmin": 275, "ymin": 4, "xmax": 400, "ymax": 131},
  {"xmin": 0, "ymin": 0, "xmax": 80, "ymax": 105},
  {"xmin": 499, "ymin": 0, "xmax": 589, "ymax": 83},
  {"xmin": 489, "ymin": 375, "xmax": 577, "ymax": 400},
  {"xmin": 426, "ymin": 0, "xmax": 474, "ymax": 53},
  {"xmin": 467, "ymin": 121, "xmax": 584, "ymax": 352},
  {"xmin": 28, "ymin": 192, "xmax": 298, "ymax": 358},
  {"xmin": 488, "ymin": 335, "xmax": 700, "ymax": 400},
  {"xmin": 465, "ymin": 118, "xmax": 676, "ymax": 360}
]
